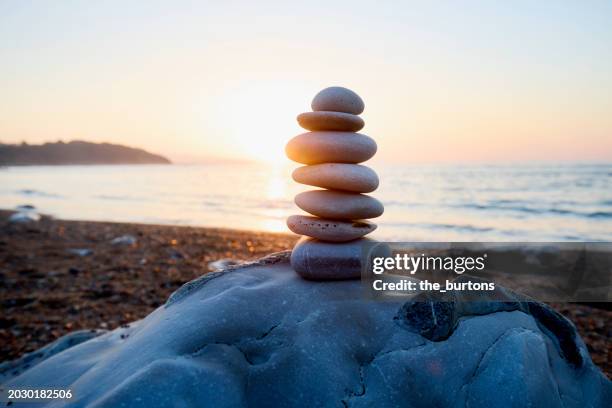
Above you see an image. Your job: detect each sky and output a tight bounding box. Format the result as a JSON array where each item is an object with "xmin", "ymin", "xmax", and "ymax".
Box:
[{"xmin": 1, "ymin": 0, "xmax": 611, "ymax": 164}]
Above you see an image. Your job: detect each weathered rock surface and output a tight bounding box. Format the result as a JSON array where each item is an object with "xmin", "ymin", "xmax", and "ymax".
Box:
[
  {"xmin": 292, "ymin": 163, "xmax": 379, "ymax": 193},
  {"xmin": 311, "ymin": 86, "xmax": 365, "ymax": 115},
  {"xmin": 1, "ymin": 253, "xmax": 610, "ymax": 407},
  {"xmin": 285, "ymin": 131, "xmax": 377, "ymax": 165},
  {"xmin": 295, "ymin": 190, "xmax": 384, "ymax": 220},
  {"xmin": 287, "ymin": 215, "xmax": 376, "ymax": 242},
  {"xmin": 297, "ymin": 111, "xmax": 365, "ymax": 132}
]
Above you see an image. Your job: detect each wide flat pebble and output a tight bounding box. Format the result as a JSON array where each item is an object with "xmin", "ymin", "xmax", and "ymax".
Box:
[
  {"xmin": 290, "ymin": 236, "xmax": 390, "ymax": 280},
  {"xmin": 285, "ymin": 131, "xmax": 377, "ymax": 165},
  {"xmin": 287, "ymin": 214, "xmax": 376, "ymax": 242},
  {"xmin": 295, "ymin": 190, "xmax": 384, "ymax": 220},
  {"xmin": 311, "ymin": 86, "xmax": 365, "ymax": 115},
  {"xmin": 297, "ymin": 111, "xmax": 364, "ymax": 132},
  {"xmin": 292, "ymin": 163, "xmax": 379, "ymax": 193}
]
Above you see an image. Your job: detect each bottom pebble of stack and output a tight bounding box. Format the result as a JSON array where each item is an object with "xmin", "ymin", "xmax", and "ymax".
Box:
[{"xmin": 290, "ymin": 236, "xmax": 391, "ymax": 280}]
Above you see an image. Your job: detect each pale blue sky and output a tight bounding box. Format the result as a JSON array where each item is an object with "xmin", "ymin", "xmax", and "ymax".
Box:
[{"xmin": 1, "ymin": 1, "xmax": 611, "ymax": 163}]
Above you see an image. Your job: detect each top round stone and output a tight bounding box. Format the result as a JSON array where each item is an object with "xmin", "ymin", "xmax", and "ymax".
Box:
[{"xmin": 311, "ymin": 86, "xmax": 365, "ymax": 115}]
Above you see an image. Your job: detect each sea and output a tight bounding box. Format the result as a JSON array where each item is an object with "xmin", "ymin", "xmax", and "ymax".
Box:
[{"xmin": 1, "ymin": 162, "xmax": 611, "ymax": 241}]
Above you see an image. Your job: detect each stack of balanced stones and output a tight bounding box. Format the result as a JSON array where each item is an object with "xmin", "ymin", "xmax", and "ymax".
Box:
[{"xmin": 286, "ymin": 86, "xmax": 384, "ymax": 280}]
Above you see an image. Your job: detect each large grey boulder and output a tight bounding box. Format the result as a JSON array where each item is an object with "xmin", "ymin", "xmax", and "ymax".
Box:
[{"xmin": 1, "ymin": 252, "xmax": 610, "ymax": 407}]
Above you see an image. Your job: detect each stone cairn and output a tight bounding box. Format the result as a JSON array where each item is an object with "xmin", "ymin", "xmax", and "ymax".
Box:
[{"xmin": 286, "ymin": 86, "xmax": 384, "ymax": 280}]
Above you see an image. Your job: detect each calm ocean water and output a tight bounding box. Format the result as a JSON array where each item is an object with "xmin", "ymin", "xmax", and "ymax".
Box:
[{"xmin": 1, "ymin": 163, "xmax": 611, "ymax": 241}]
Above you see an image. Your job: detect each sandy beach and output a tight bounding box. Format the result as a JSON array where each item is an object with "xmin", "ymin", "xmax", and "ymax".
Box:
[{"xmin": 1, "ymin": 210, "xmax": 609, "ymax": 378}]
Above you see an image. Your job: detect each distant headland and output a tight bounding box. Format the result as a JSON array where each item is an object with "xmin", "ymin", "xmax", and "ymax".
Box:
[{"xmin": 0, "ymin": 141, "xmax": 171, "ymax": 165}]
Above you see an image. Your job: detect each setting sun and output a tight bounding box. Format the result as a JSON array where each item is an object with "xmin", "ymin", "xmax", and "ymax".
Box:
[{"xmin": 209, "ymin": 80, "xmax": 315, "ymax": 164}]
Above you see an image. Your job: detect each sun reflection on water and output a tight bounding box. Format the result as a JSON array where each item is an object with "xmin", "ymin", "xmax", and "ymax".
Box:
[{"xmin": 259, "ymin": 163, "xmax": 295, "ymax": 233}]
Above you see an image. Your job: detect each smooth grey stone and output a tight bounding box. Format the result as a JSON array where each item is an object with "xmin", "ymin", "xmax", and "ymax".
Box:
[
  {"xmin": 286, "ymin": 215, "xmax": 376, "ymax": 242},
  {"xmin": 1, "ymin": 252, "xmax": 610, "ymax": 407},
  {"xmin": 67, "ymin": 248, "xmax": 93, "ymax": 257},
  {"xmin": 8, "ymin": 211, "xmax": 40, "ymax": 223},
  {"xmin": 285, "ymin": 131, "xmax": 377, "ymax": 165},
  {"xmin": 295, "ymin": 190, "xmax": 384, "ymax": 220},
  {"xmin": 311, "ymin": 86, "xmax": 365, "ymax": 115},
  {"xmin": 110, "ymin": 234, "xmax": 137, "ymax": 246},
  {"xmin": 292, "ymin": 163, "xmax": 379, "ymax": 193},
  {"xmin": 208, "ymin": 258, "xmax": 244, "ymax": 271},
  {"xmin": 297, "ymin": 111, "xmax": 364, "ymax": 132},
  {"xmin": 290, "ymin": 237, "xmax": 388, "ymax": 280}
]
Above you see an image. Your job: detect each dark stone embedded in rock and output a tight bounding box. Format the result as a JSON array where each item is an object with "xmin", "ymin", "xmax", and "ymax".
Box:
[
  {"xmin": 394, "ymin": 299, "xmax": 456, "ymax": 341},
  {"xmin": 527, "ymin": 301, "xmax": 583, "ymax": 367}
]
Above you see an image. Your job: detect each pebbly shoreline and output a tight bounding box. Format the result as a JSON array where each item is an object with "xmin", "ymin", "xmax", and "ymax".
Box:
[{"xmin": 0, "ymin": 210, "xmax": 609, "ymax": 378}]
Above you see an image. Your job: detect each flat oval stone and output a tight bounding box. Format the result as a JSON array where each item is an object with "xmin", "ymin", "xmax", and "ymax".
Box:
[
  {"xmin": 297, "ymin": 111, "xmax": 364, "ymax": 132},
  {"xmin": 290, "ymin": 236, "xmax": 391, "ymax": 280},
  {"xmin": 295, "ymin": 190, "xmax": 384, "ymax": 220},
  {"xmin": 311, "ymin": 87, "xmax": 365, "ymax": 115},
  {"xmin": 285, "ymin": 132, "xmax": 376, "ymax": 165},
  {"xmin": 287, "ymin": 215, "xmax": 376, "ymax": 242},
  {"xmin": 292, "ymin": 164, "xmax": 379, "ymax": 193}
]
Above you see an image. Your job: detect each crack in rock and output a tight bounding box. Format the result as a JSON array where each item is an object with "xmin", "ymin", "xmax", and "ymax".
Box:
[
  {"xmin": 256, "ymin": 323, "xmax": 280, "ymax": 340},
  {"xmin": 458, "ymin": 328, "xmax": 520, "ymax": 403},
  {"xmin": 341, "ymin": 362, "xmax": 367, "ymax": 407}
]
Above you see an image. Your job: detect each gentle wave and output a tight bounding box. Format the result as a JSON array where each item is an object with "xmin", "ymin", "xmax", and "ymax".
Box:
[
  {"xmin": 17, "ymin": 189, "xmax": 64, "ymax": 199},
  {"xmin": 418, "ymin": 223, "xmax": 495, "ymax": 233},
  {"xmin": 455, "ymin": 203, "xmax": 612, "ymax": 219},
  {"xmin": 588, "ymin": 212, "xmax": 612, "ymax": 219}
]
